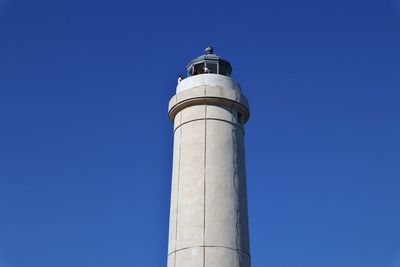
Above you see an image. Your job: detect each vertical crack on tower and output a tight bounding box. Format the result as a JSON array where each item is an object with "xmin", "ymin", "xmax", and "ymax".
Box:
[
  {"xmin": 231, "ymin": 105, "xmax": 242, "ymax": 265},
  {"xmin": 203, "ymin": 86, "xmax": 207, "ymax": 267}
]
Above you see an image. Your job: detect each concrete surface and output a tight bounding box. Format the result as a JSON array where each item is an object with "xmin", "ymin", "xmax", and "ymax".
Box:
[{"xmin": 167, "ymin": 74, "xmax": 251, "ymax": 267}]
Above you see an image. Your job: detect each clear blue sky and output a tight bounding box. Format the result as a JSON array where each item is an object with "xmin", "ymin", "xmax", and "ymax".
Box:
[{"xmin": 0, "ymin": 0, "xmax": 399, "ymax": 266}]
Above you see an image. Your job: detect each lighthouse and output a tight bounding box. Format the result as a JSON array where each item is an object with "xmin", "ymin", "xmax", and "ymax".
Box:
[{"xmin": 167, "ymin": 46, "xmax": 251, "ymax": 267}]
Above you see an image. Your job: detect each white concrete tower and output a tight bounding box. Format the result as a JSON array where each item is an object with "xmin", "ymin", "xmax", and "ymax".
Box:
[{"xmin": 167, "ymin": 46, "xmax": 251, "ymax": 267}]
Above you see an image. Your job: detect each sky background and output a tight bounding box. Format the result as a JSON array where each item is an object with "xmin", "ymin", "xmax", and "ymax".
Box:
[{"xmin": 0, "ymin": 0, "xmax": 400, "ymax": 266}]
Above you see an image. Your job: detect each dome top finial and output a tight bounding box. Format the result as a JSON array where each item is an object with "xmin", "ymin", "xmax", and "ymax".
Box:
[{"xmin": 205, "ymin": 45, "xmax": 213, "ymax": 54}]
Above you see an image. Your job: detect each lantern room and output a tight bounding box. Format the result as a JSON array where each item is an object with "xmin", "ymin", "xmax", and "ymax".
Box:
[{"xmin": 186, "ymin": 45, "xmax": 232, "ymax": 77}]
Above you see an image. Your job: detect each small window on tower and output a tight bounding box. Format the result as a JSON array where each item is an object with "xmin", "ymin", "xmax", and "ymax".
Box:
[
  {"xmin": 193, "ymin": 63, "xmax": 204, "ymax": 75},
  {"xmin": 219, "ymin": 64, "xmax": 228, "ymax": 76},
  {"xmin": 188, "ymin": 66, "xmax": 193, "ymax": 77},
  {"xmin": 205, "ymin": 62, "xmax": 218, "ymax": 74}
]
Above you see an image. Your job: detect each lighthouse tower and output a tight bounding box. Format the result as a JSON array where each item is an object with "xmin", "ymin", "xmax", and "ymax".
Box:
[{"xmin": 167, "ymin": 46, "xmax": 251, "ymax": 267}]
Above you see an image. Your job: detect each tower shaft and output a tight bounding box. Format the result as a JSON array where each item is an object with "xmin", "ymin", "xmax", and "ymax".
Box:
[{"xmin": 167, "ymin": 74, "xmax": 251, "ymax": 267}]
